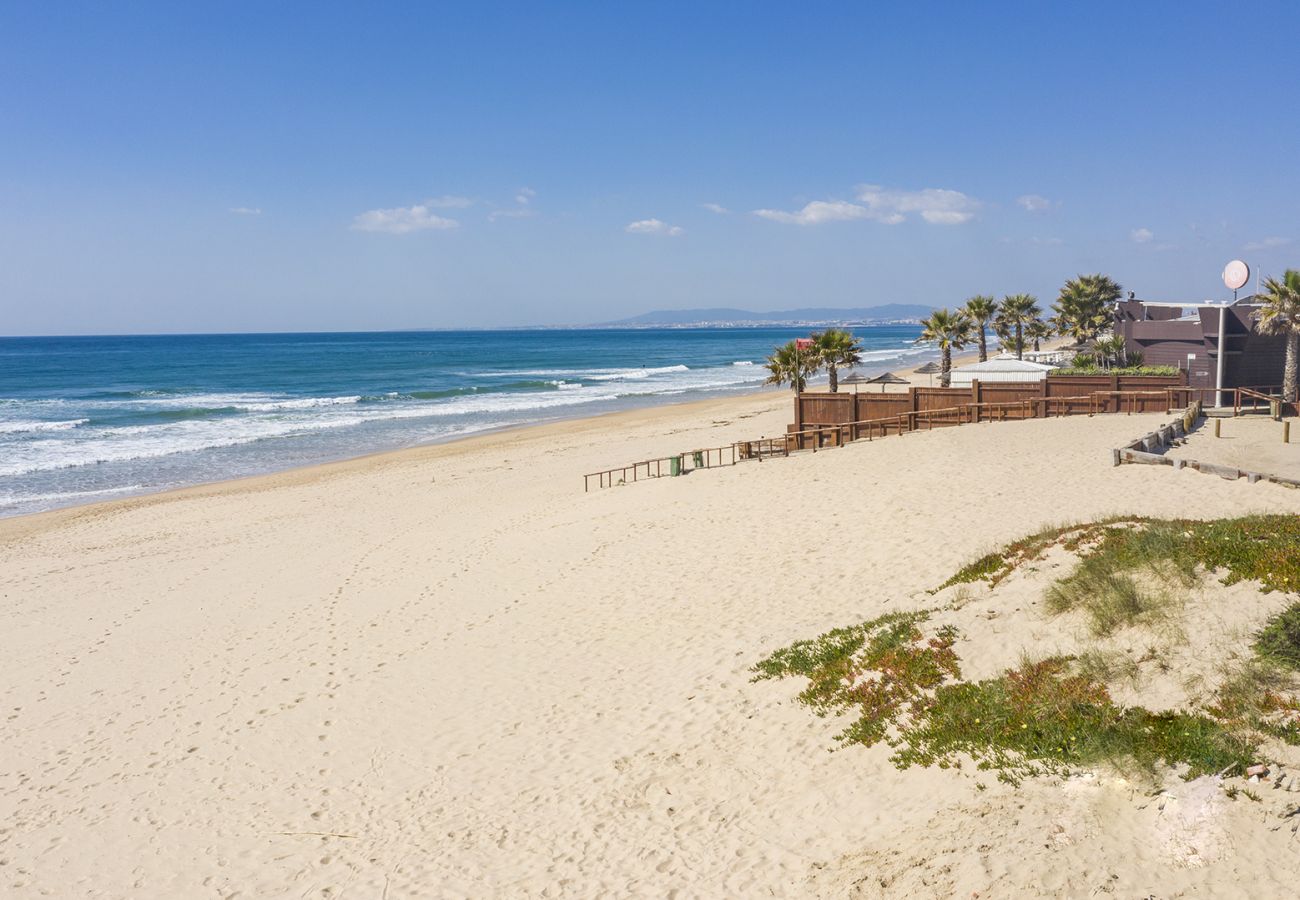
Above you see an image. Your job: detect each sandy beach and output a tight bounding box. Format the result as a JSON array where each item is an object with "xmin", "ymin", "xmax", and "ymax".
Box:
[{"xmin": 4, "ymin": 376, "xmax": 1300, "ymax": 899}]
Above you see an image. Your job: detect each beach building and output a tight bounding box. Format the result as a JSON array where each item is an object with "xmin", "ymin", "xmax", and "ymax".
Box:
[
  {"xmin": 1115, "ymin": 297, "xmax": 1289, "ymax": 403},
  {"xmin": 948, "ymin": 357, "xmax": 1057, "ymax": 387},
  {"xmin": 1021, "ymin": 348, "xmax": 1073, "ymax": 365}
]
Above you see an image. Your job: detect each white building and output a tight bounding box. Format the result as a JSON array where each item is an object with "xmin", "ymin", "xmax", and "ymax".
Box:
[{"xmin": 948, "ymin": 357, "xmax": 1058, "ymax": 386}]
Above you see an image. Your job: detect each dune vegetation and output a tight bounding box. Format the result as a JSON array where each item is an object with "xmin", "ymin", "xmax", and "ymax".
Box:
[{"xmin": 756, "ymin": 516, "xmax": 1300, "ymax": 786}]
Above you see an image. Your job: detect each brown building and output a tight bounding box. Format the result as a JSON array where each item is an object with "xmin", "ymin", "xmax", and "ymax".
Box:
[{"xmin": 1114, "ymin": 297, "xmax": 1288, "ymax": 402}]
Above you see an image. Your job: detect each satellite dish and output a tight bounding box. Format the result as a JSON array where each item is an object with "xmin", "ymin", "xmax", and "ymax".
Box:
[{"xmin": 1223, "ymin": 259, "xmax": 1250, "ymax": 292}]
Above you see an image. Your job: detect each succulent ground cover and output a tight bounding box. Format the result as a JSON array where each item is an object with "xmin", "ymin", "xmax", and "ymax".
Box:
[{"xmin": 757, "ymin": 516, "xmax": 1300, "ymax": 785}]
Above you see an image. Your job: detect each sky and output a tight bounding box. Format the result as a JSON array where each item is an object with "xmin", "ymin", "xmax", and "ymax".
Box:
[{"xmin": 2, "ymin": 1, "xmax": 1298, "ymax": 335}]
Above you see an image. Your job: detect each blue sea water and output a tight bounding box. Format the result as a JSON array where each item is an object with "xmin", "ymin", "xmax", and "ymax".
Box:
[{"xmin": 0, "ymin": 326, "xmax": 927, "ymax": 517}]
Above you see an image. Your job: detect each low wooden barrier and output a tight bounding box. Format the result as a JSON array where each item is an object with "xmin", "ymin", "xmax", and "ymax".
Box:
[
  {"xmin": 1111, "ymin": 401, "xmax": 1202, "ymax": 466},
  {"xmin": 583, "ymin": 444, "xmax": 737, "ymax": 491},
  {"xmin": 1112, "ymin": 401, "xmax": 1299, "ymax": 489}
]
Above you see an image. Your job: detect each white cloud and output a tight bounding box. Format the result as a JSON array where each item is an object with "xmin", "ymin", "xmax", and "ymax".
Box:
[
  {"xmin": 625, "ymin": 218, "xmax": 684, "ymax": 236},
  {"xmin": 515, "ymin": 187, "xmax": 536, "ymax": 205},
  {"xmin": 1244, "ymin": 236, "xmax": 1292, "ymax": 252},
  {"xmin": 701, "ymin": 202, "xmax": 730, "ymax": 214},
  {"xmin": 427, "ymin": 195, "xmax": 474, "ymax": 209},
  {"xmin": 856, "ymin": 185, "xmax": 979, "ymax": 224},
  {"xmin": 1030, "ymin": 236, "xmax": 1063, "ymax": 245},
  {"xmin": 229, "ymin": 207, "xmax": 262, "ymax": 215},
  {"xmin": 753, "ymin": 199, "xmax": 875, "ymax": 225},
  {"xmin": 1130, "ymin": 227, "xmax": 1154, "ymax": 243},
  {"xmin": 753, "ymin": 185, "xmax": 979, "ymax": 226},
  {"xmin": 1017, "ymin": 194, "xmax": 1052, "ymax": 212},
  {"xmin": 351, "ymin": 205, "xmax": 459, "ymax": 234}
]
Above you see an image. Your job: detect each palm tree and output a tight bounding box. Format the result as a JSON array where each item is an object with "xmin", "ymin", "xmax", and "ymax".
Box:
[
  {"xmin": 918, "ymin": 309, "xmax": 975, "ymax": 387},
  {"xmin": 991, "ymin": 314, "xmax": 1014, "ymax": 355},
  {"xmin": 1093, "ymin": 334, "xmax": 1126, "ymax": 371},
  {"xmin": 811, "ymin": 328, "xmax": 863, "ymax": 393},
  {"xmin": 998, "ymin": 294, "xmax": 1041, "ymax": 360},
  {"xmin": 961, "ymin": 295, "xmax": 999, "ymax": 362},
  {"xmin": 1254, "ymin": 269, "xmax": 1300, "ymax": 403},
  {"xmin": 1054, "ymin": 274, "xmax": 1121, "ymax": 343},
  {"xmin": 1025, "ymin": 318, "xmax": 1053, "ymax": 352},
  {"xmin": 764, "ymin": 340, "xmax": 820, "ymax": 393}
]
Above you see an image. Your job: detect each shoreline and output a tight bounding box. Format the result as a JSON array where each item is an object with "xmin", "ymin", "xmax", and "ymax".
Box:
[
  {"xmin": 2, "ymin": 343, "xmax": 995, "ymax": 527},
  {"xmin": 0, "ymin": 387, "xmax": 798, "ymax": 538}
]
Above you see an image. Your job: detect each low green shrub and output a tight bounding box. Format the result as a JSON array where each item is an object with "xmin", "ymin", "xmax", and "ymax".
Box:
[
  {"xmin": 755, "ymin": 621, "xmax": 1257, "ymax": 782},
  {"xmin": 896, "ymin": 657, "xmax": 1253, "ymax": 781},
  {"xmin": 1050, "ymin": 365, "xmax": 1180, "ymax": 377}
]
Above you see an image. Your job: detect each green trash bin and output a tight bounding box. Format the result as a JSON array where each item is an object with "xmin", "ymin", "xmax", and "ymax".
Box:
[{"xmin": 669, "ymin": 455, "xmax": 682, "ymax": 476}]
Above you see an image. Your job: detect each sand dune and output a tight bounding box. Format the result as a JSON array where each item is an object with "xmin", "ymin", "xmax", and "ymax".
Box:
[{"xmin": 3, "ymin": 389, "xmax": 1299, "ymax": 898}]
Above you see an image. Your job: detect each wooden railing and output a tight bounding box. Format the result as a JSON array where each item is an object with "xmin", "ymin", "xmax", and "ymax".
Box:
[
  {"xmin": 1235, "ymin": 387, "xmax": 1282, "ymax": 419},
  {"xmin": 584, "ymin": 444, "xmax": 737, "ymax": 491},
  {"xmin": 583, "ymin": 385, "xmax": 1285, "ymax": 491}
]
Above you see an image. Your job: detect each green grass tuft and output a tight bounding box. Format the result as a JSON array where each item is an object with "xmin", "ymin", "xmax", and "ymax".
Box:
[
  {"xmin": 1044, "ymin": 522, "xmax": 1197, "ymax": 636},
  {"xmin": 935, "ymin": 552, "xmax": 1005, "ymax": 591},
  {"xmin": 1257, "ymin": 603, "xmax": 1300, "ymax": 671},
  {"xmin": 939, "ymin": 515, "xmax": 1300, "ymax": 619}
]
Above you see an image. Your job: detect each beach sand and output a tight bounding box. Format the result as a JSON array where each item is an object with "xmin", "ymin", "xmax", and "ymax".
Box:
[
  {"xmin": 1166, "ymin": 414, "xmax": 1300, "ymax": 480},
  {"xmin": 4, "ymin": 375, "xmax": 1300, "ymax": 897}
]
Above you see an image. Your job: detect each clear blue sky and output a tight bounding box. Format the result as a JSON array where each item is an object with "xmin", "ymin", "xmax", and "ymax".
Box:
[{"xmin": 2, "ymin": 1, "xmax": 1297, "ymax": 334}]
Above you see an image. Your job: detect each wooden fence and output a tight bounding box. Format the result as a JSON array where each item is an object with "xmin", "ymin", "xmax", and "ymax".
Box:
[
  {"xmin": 793, "ymin": 374, "xmax": 1187, "ymax": 435},
  {"xmin": 583, "ymin": 378, "xmax": 1285, "ymax": 491}
]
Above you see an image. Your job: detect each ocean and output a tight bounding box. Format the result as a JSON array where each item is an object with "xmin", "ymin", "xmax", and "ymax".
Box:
[{"xmin": 0, "ymin": 326, "xmax": 929, "ymax": 517}]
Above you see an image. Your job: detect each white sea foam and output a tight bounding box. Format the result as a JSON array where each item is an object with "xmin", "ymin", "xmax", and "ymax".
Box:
[
  {"xmin": 473, "ymin": 364, "xmax": 692, "ymax": 380},
  {"xmin": 858, "ymin": 346, "xmax": 930, "ymax": 362},
  {"xmin": 0, "ymin": 484, "xmax": 148, "ymax": 509},
  {"xmin": 0, "ymin": 366, "xmax": 770, "ymax": 478},
  {"xmin": 239, "ymin": 395, "xmax": 363, "ymax": 411},
  {"xmin": 0, "ymin": 418, "xmax": 89, "ymax": 434}
]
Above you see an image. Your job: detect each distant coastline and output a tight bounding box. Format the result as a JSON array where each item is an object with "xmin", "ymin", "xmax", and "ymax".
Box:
[
  {"xmin": 570, "ymin": 318, "xmax": 926, "ymax": 330},
  {"xmin": 596, "ymin": 303, "xmax": 934, "ymax": 328}
]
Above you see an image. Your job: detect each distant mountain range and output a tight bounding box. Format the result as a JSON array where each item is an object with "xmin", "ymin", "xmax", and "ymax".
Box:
[{"xmin": 602, "ymin": 304, "xmax": 934, "ymax": 327}]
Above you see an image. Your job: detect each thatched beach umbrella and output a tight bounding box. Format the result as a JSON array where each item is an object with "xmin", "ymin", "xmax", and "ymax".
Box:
[
  {"xmin": 863, "ymin": 371, "xmax": 910, "ymax": 392},
  {"xmin": 839, "ymin": 371, "xmax": 872, "ymax": 393},
  {"xmin": 914, "ymin": 360, "xmax": 943, "ymax": 386}
]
